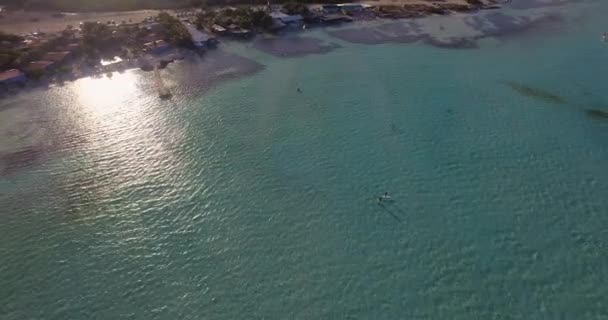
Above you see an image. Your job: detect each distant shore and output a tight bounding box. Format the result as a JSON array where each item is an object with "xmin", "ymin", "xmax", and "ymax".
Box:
[
  {"xmin": 1, "ymin": 0, "xmax": 506, "ymax": 98},
  {"xmin": 0, "ymin": 0, "xmax": 500, "ymax": 35},
  {"xmin": 0, "ymin": 10, "xmax": 163, "ymax": 35}
]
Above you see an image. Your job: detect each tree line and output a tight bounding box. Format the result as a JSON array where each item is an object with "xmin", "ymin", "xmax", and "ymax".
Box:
[
  {"xmin": 0, "ymin": 0, "xmax": 193, "ymax": 11},
  {"xmin": 0, "ymin": 0, "xmax": 342, "ymax": 12}
]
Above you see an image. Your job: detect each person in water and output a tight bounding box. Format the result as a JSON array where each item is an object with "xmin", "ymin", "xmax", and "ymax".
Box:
[{"xmin": 378, "ymin": 192, "xmax": 390, "ymax": 204}]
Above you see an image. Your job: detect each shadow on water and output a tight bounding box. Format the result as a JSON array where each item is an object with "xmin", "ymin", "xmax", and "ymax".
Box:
[
  {"xmin": 377, "ymin": 203, "xmax": 402, "ymax": 223},
  {"xmin": 389, "ymin": 202, "xmax": 408, "ymax": 217},
  {"xmin": 585, "ymin": 109, "xmax": 608, "ymax": 121},
  {"xmin": 390, "ymin": 122, "xmax": 404, "ymax": 135},
  {"xmin": 501, "ymin": 80, "xmax": 566, "ymax": 105},
  {"xmin": 502, "ymin": 80, "xmax": 608, "ymax": 123},
  {"xmin": 1, "ymin": 147, "xmax": 45, "ymax": 176}
]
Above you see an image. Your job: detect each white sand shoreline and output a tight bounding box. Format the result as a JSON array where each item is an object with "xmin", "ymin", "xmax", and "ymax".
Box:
[{"xmin": 0, "ymin": 0, "xmax": 499, "ymax": 35}]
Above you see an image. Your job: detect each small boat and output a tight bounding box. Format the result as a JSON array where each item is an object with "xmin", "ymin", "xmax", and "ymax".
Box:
[
  {"xmin": 160, "ymin": 91, "xmax": 173, "ymax": 100},
  {"xmin": 154, "ymin": 68, "xmax": 172, "ymax": 100},
  {"xmin": 377, "ymin": 192, "xmax": 394, "ymax": 203}
]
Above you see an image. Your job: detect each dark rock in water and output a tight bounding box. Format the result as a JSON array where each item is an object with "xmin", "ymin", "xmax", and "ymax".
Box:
[
  {"xmin": 165, "ymin": 50, "xmax": 264, "ymax": 93},
  {"xmin": 507, "ymin": 0, "xmax": 582, "ymax": 10},
  {"xmin": 1, "ymin": 147, "xmax": 45, "ymax": 176},
  {"xmin": 436, "ymin": 3, "xmax": 475, "ymax": 12},
  {"xmin": 329, "ymin": 21, "xmax": 480, "ymax": 49},
  {"xmin": 158, "ymin": 59, "xmax": 174, "ymax": 69},
  {"xmin": 424, "ymin": 36, "xmax": 479, "ymax": 49},
  {"xmin": 501, "ymin": 81, "xmax": 566, "ymax": 105},
  {"xmin": 328, "ymin": 23, "xmax": 423, "ymax": 45},
  {"xmin": 252, "ymin": 36, "xmax": 340, "ymax": 58},
  {"xmin": 390, "ymin": 122, "xmax": 403, "ymax": 134},
  {"xmin": 160, "ymin": 92, "xmax": 173, "ymax": 100},
  {"xmin": 585, "ymin": 109, "xmax": 608, "ymax": 120},
  {"xmin": 467, "ymin": 12, "xmax": 564, "ymax": 39},
  {"xmin": 328, "ymin": 28, "xmax": 388, "ymax": 44},
  {"xmin": 140, "ymin": 64, "xmax": 154, "ymax": 72}
]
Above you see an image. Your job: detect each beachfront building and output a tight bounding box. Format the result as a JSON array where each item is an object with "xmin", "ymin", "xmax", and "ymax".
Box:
[
  {"xmin": 320, "ymin": 14, "xmax": 353, "ymax": 24},
  {"xmin": 42, "ymin": 51, "xmax": 71, "ymax": 63},
  {"xmin": 0, "ymin": 69, "xmax": 27, "ymax": 85},
  {"xmin": 212, "ymin": 24, "xmax": 228, "ymax": 36},
  {"xmin": 141, "ymin": 22, "xmax": 163, "ymax": 32},
  {"xmin": 183, "ymin": 23, "xmax": 217, "ymax": 48},
  {"xmin": 27, "ymin": 61, "xmax": 56, "ymax": 73},
  {"xmin": 321, "ymin": 4, "xmax": 341, "ymax": 14},
  {"xmin": 21, "ymin": 37, "xmax": 46, "ymax": 50},
  {"xmin": 270, "ymin": 12, "xmax": 304, "ymax": 29},
  {"xmin": 337, "ymin": 3, "xmax": 372, "ymax": 14},
  {"xmin": 144, "ymin": 40, "xmax": 171, "ymax": 55},
  {"xmin": 228, "ymin": 27, "xmax": 253, "ymax": 38},
  {"xmin": 56, "ymin": 43, "xmax": 81, "ymax": 53},
  {"xmin": 214, "ymin": 24, "xmax": 252, "ymax": 38},
  {"xmin": 320, "ymin": 3, "xmax": 372, "ymax": 17},
  {"xmin": 141, "ymin": 33, "xmax": 161, "ymax": 44}
]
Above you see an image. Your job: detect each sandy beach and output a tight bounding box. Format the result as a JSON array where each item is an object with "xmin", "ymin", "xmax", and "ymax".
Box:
[{"xmin": 0, "ymin": 10, "xmax": 162, "ymax": 34}]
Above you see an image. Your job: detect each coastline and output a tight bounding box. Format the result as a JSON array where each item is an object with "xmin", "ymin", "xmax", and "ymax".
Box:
[
  {"xmin": 3, "ymin": 1, "xmax": 608, "ymax": 318},
  {"xmin": 0, "ymin": 1, "xmax": 500, "ymax": 35},
  {"xmin": 1, "ymin": 1, "xmax": 506, "ymax": 98}
]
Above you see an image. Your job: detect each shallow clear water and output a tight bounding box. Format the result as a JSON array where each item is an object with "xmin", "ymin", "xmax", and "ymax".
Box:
[{"xmin": 1, "ymin": 1, "xmax": 607, "ymax": 319}]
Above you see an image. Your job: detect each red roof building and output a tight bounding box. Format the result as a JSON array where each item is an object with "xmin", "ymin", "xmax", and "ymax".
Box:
[
  {"xmin": 0, "ymin": 69, "xmax": 27, "ymax": 84},
  {"xmin": 27, "ymin": 61, "xmax": 56, "ymax": 72}
]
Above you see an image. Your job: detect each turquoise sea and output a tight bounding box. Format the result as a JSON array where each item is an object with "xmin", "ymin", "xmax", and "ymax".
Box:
[{"xmin": 1, "ymin": 0, "xmax": 607, "ymax": 318}]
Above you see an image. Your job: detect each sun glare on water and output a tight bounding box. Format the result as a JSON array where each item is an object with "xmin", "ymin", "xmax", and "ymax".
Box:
[
  {"xmin": 75, "ymin": 72, "xmax": 141, "ymax": 116},
  {"xmin": 68, "ymin": 71, "xmax": 181, "ymax": 189}
]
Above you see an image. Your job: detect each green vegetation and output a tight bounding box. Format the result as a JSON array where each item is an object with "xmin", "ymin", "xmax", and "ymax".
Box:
[
  {"xmin": 0, "ymin": 31, "xmax": 24, "ymax": 43},
  {"xmin": 465, "ymin": 0, "xmax": 484, "ymax": 7},
  {"xmin": 56, "ymin": 65, "xmax": 72, "ymax": 73},
  {"xmin": 195, "ymin": 8, "xmax": 272, "ymax": 30},
  {"xmin": 0, "ymin": 32, "xmax": 24, "ymax": 69},
  {"xmin": 0, "ymin": 12, "xmax": 193, "ymax": 72},
  {"xmin": 0, "ymin": 29, "xmax": 77, "ymax": 71},
  {"xmin": 81, "ymin": 22, "xmax": 112, "ymax": 48},
  {"xmin": 157, "ymin": 12, "xmax": 193, "ymax": 47},
  {"xmin": 26, "ymin": 68, "xmax": 44, "ymax": 79},
  {"xmin": 0, "ymin": 0, "xmax": 338, "ymax": 12},
  {"xmin": 77, "ymin": 13, "xmax": 192, "ymax": 60},
  {"xmin": 282, "ymin": 2, "xmax": 310, "ymax": 16},
  {"xmin": 249, "ymin": 10, "xmax": 274, "ymax": 29},
  {"xmin": 0, "ymin": 50, "xmax": 20, "ymax": 70},
  {"xmin": 80, "ymin": 22, "xmax": 115, "ymax": 60}
]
